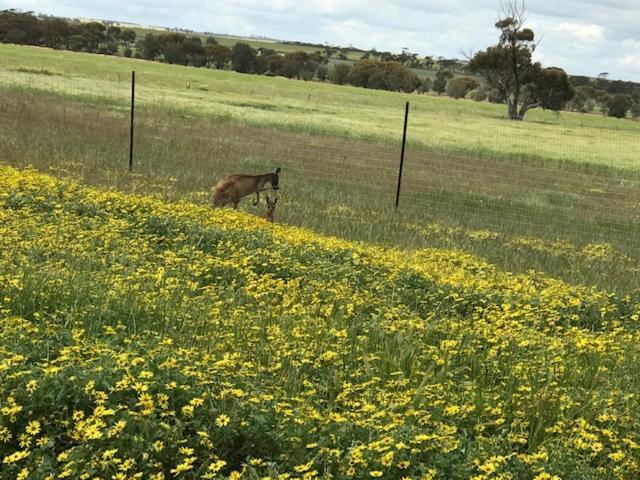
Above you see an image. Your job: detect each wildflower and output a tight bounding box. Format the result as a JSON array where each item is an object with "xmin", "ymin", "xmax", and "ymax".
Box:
[
  {"xmin": 26, "ymin": 420, "xmax": 41, "ymax": 436},
  {"xmin": 170, "ymin": 456, "xmax": 196, "ymax": 475},
  {"xmin": 2, "ymin": 449, "xmax": 29, "ymax": 464},
  {"xmin": 215, "ymin": 414, "xmax": 231, "ymax": 427}
]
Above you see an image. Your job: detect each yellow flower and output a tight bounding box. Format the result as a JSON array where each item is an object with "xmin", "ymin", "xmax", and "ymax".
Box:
[
  {"xmin": 533, "ymin": 474, "xmax": 562, "ymax": 480},
  {"xmin": 215, "ymin": 414, "xmax": 231, "ymax": 427},
  {"xmin": 2, "ymin": 449, "xmax": 29, "ymax": 464},
  {"xmin": 26, "ymin": 420, "xmax": 40, "ymax": 435}
]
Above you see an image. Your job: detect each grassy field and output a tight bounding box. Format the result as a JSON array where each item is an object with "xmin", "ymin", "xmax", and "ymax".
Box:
[
  {"xmin": 0, "ymin": 44, "xmax": 639, "ymax": 294},
  {"xmin": 1, "ymin": 166, "xmax": 640, "ymax": 479}
]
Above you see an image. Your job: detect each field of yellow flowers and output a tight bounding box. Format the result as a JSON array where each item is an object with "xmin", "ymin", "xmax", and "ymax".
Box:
[{"xmin": 1, "ymin": 165, "xmax": 640, "ymax": 480}]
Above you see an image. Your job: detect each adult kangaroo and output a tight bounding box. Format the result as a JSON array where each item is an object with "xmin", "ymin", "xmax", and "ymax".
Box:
[{"xmin": 211, "ymin": 167, "xmax": 281, "ymax": 209}]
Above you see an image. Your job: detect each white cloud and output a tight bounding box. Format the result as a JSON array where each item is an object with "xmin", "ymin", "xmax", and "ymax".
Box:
[
  {"xmin": 556, "ymin": 22, "xmax": 604, "ymax": 42},
  {"xmin": 616, "ymin": 39, "xmax": 640, "ymax": 77}
]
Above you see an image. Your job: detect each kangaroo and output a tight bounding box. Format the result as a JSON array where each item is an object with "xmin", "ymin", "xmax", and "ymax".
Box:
[
  {"xmin": 262, "ymin": 195, "xmax": 278, "ymax": 223},
  {"xmin": 211, "ymin": 167, "xmax": 281, "ymax": 209}
]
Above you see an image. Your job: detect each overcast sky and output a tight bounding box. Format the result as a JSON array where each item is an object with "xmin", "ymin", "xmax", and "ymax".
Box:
[{"xmin": 2, "ymin": 0, "xmax": 639, "ymax": 81}]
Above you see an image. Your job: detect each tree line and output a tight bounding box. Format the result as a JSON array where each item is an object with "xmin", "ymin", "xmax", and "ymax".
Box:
[
  {"xmin": 0, "ymin": 9, "xmax": 137, "ymax": 56},
  {"xmin": 567, "ymin": 75, "xmax": 640, "ymax": 119}
]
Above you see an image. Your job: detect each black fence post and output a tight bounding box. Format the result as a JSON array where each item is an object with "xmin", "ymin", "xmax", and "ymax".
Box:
[
  {"xmin": 129, "ymin": 70, "xmax": 135, "ymax": 172},
  {"xmin": 395, "ymin": 101, "xmax": 409, "ymax": 208}
]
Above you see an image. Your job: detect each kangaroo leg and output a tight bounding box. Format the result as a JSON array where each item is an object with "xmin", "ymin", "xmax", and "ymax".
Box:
[
  {"xmin": 232, "ymin": 187, "xmax": 240, "ymax": 209},
  {"xmin": 253, "ymin": 190, "xmax": 260, "ymax": 206}
]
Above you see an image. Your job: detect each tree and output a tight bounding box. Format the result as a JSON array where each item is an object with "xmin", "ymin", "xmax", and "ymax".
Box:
[
  {"xmin": 346, "ymin": 60, "xmax": 420, "ymax": 92},
  {"xmin": 433, "ymin": 70, "xmax": 452, "ymax": 95},
  {"xmin": 529, "ymin": 67, "xmax": 574, "ymax": 111},
  {"xmin": 205, "ymin": 45, "xmax": 231, "ymax": 69},
  {"xmin": 630, "ymin": 102, "xmax": 640, "ymax": 120},
  {"xmin": 266, "ymin": 54, "xmax": 284, "ymax": 75},
  {"xmin": 282, "ymin": 52, "xmax": 308, "ymax": 79},
  {"xmin": 67, "ymin": 34, "xmax": 86, "ymax": 51},
  {"xmin": 592, "ymin": 89, "xmax": 611, "ymax": 114},
  {"xmin": 182, "ymin": 36, "xmax": 206, "ymax": 66},
  {"xmin": 205, "ymin": 36, "xmax": 218, "ymax": 45},
  {"xmin": 40, "ymin": 17, "xmax": 69, "ymax": 49},
  {"xmin": 468, "ymin": 1, "xmax": 573, "ymax": 120},
  {"xmin": 120, "ymin": 29, "xmax": 136, "ymax": 48},
  {"xmin": 607, "ymin": 94, "xmax": 632, "ymax": 119},
  {"xmin": 81, "ymin": 22, "xmax": 106, "ymax": 53},
  {"xmin": 136, "ymin": 33, "xmax": 161, "ymax": 60},
  {"xmin": 568, "ymin": 86, "xmax": 595, "ymax": 113},
  {"xmin": 330, "ymin": 64, "xmax": 351, "ymax": 85},
  {"xmin": 446, "ymin": 76, "xmax": 479, "ymax": 99},
  {"xmin": 0, "ymin": 10, "xmax": 40, "ymax": 45},
  {"xmin": 423, "ymin": 56, "xmax": 435, "ymax": 69},
  {"xmin": 106, "ymin": 26, "xmax": 121, "ymax": 42},
  {"xmin": 417, "ymin": 78, "xmax": 432, "ymax": 94},
  {"xmin": 301, "ymin": 60, "xmax": 319, "ymax": 81},
  {"xmin": 316, "ymin": 64, "xmax": 328, "ymax": 82},
  {"xmin": 255, "ymin": 54, "xmax": 269, "ymax": 75},
  {"xmin": 439, "ymin": 59, "xmax": 458, "ymax": 71},
  {"xmin": 231, "ymin": 43, "xmax": 257, "ymax": 73}
]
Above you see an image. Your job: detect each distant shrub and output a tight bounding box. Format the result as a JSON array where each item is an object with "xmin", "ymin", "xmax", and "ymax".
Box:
[
  {"xmin": 446, "ymin": 76, "xmax": 479, "ymax": 99},
  {"xmin": 417, "ymin": 78, "xmax": 432, "ymax": 94},
  {"xmin": 347, "ymin": 60, "xmax": 421, "ymax": 93},
  {"xmin": 468, "ymin": 86, "xmax": 488, "ymax": 102},
  {"xmin": 607, "ymin": 94, "xmax": 632, "ymax": 118},
  {"xmin": 330, "ymin": 63, "xmax": 352, "ymax": 85},
  {"xmin": 316, "ymin": 64, "xmax": 329, "ymax": 82}
]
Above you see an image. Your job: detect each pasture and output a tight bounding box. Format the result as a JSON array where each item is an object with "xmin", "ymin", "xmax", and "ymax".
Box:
[{"xmin": 0, "ymin": 43, "xmax": 639, "ymax": 294}]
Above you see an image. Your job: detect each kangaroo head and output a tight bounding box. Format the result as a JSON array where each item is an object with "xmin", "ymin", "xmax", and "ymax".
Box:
[
  {"xmin": 265, "ymin": 195, "xmax": 278, "ymax": 212},
  {"xmin": 270, "ymin": 167, "xmax": 281, "ymax": 190}
]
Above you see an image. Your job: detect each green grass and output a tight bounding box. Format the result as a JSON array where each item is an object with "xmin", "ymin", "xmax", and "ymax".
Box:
[{"xmin": 0, "ymin": 44, "xmax": 639, "ymax": 293}]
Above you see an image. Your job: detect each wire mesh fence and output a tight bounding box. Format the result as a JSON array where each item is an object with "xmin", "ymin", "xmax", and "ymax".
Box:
[{"xmin": 1, "ymin": 66, "xmax": 639, "ymax": 280}]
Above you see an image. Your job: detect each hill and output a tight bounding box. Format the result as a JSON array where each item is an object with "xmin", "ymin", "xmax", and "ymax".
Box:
[{"xmin": 1, "ymin": 166, "xmax": 640, "ymax": 479}]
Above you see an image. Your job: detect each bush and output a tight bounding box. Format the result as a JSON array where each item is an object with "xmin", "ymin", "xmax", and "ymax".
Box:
[
  {"xmin": 347, "ymin": 60, "xmax": 420, "ymax": 92},
  {"xmin": 433, "ymin": 70, "xmax": 452, "ymax": 95},
  {"xmin": 329, "ymin": 63, "xmax": 351, "ymax": 85},
  {"xmin": 446, "ymin": 76, "xmax": 479, "ymax": 99},
  {"xmin": 607, "ymin": 94, "xmax": 632, "ymax": 119},
  {"xmin": 231, "ymin": 43, "xmax": 257, "ymax": 74},
  {"xmin": 316, "ymin": 64, "xmax": 328, "ymax": 82},
  {"xmin": 418, "ymin": 78, "xmax": 432, "ymax": 94},
  {"xmin": 468, "ymin": 87, "xmax": 488, "ymax": 102}
]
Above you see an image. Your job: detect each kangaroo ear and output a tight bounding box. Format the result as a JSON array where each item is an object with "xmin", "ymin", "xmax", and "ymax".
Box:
[
  {"xmin": 274, "ymin": 198, "xmax": 278, "ymax": 204},
  {"xmin": 275, "ymin": 167, "xmax": 281, "ymax": 174}
]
